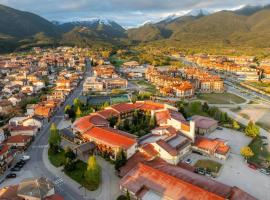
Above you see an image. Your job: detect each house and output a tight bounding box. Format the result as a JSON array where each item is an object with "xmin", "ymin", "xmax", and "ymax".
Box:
[
  {"xmin": 6, "ymin": 134, "xmax": 32, "ymax": 149},
  {"xmin": 9, "ymin": 125, "xmax": 38, "ymax": 137},
  {"xmin": 0, "ymin": 144, "xmax": 14, "ymax": 174},
  {"xmin": 191, "ymin": 115, "xmax": 218, "ymax": 135},
  {"xmin": 192, "ymin": 136, "xmax": 230, "ymax": 160},
  {"xmin": 34, "ymin": 105, "xmax": 52, "ymax": 118},
  {"xmin": 0, "ymin": 100, "xmax": 13, "ymax": 114},
  {"xmin": 17, "ymin": 177, "xmax": 55, "ymax": 200},
  {"xmin": 83, "ymin": 77, "xmax": 104, "ymax": 93},
  {"xmin": 26, "ymin": 104, "xmax": 36, "ymax": 116}
]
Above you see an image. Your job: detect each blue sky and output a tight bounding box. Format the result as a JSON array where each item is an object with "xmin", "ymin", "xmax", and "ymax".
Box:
[{"xmin": 0, "ymin": 0, "xmax": 270, "ymax": 27}]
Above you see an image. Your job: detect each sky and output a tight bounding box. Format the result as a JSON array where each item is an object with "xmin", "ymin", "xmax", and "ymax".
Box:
[{"xmin": 0, "ymin": 0, "xmax": 270, "ymax": 28}]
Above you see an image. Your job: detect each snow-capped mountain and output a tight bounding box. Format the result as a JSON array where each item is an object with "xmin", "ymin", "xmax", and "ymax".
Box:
[
  {"xmin": 59, "ymin": 18, "xmax": 126, "ymax": 38},
  {"xmin": 185, "ymin": 9, "xmax": 211, "ymax": 17}
]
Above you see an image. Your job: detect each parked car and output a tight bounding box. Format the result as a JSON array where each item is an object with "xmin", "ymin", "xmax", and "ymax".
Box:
[
  {"xmin": 260, "ymin": 136, "xmax": 267, "ymax": 139},
  {"xmin": 18, "ymin": 160, "xmax": 26, "ymax": 165},
  {"xmin": 21, "ymin": 155, "xmax": 30, "ymax": 161},
  {"xmin": 248, "ymin": 164, "xmax": 257, "ymax": 170},
  {"xmin": 15, "ymin": 163, "xmax": 24, "ymax": 168},
  {"xmin": 185, "ymin": 159, "xmax": 192, "ymax": 164},
  {"xmin": 217, "ymin": 127, "xmax": 223, "ymax": 130},
  {"xmin": 263, "ymin": 143, "xmax": 268, "ymax": 146},
  {"xmin": 205, "ymin": 170, "xmax": 212, "ymax": 177},
  {"xmin": 259, "ymin": 168, "xmax": 270, "ymax": 175},
  {"xmin": 6, "ymin": 173, "xmax": 16, "ymax": 179},
  {"xmin": 196, "ymin": 168, "xmax": 205, "ymax": 175},
  {"xmin": 11, "ymin": 167, "xmax": 21, "ymax": 172}
]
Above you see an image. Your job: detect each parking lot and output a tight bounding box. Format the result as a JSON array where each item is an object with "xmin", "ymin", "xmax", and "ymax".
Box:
[
  {"xmin": 207, "ymin": 127, "xmax": 252, "ymax": 154},
  {"xmin": 183, "ymin": 128, "xmax": 270, "ymax": 200}
]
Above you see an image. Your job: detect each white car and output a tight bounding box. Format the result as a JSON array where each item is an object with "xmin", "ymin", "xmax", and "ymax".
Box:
[{"xmin": 21, "ymin": 155, "xmax": 30, "ymax": 161}]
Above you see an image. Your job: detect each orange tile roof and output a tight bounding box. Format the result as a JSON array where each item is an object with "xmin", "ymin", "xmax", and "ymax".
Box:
[
  {"xmin": 84, "ymin": 127, "xmax": 136, "ymax": 150},
  {"xmin": 0, "ymin": 144, "xmax": 9, "ymax": 156},
  {"xmin": 120, "ymin": 163, "xmax": 225, "ymax": 200},
  {"xmin": 34, "ymin": 105, "xmax": 51, "ymax": 118},
  {"xmin": 97, "ymin": 109, "xmax": 119, "ymax": 119},
  {"xmin": 110, "ymin": 103, "xmax": 140, "ymax": 113},
  {"xmin": 140, "ymin": 143, "xmax": 159, "ymax": 157}
]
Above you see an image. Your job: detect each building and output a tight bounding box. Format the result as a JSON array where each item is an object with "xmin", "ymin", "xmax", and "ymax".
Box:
[
  {"xmin": 120, "ymin": 159, "xmax": 255, "ymax": 200},
  {"xmin": 83, "ymin": 77, "xmax": 104, "ymax": 93},
  {"xmin": 192, "ymin": 136, "xmax": 230, "ymax": 160},
  {"xmin": 9, "ymin": 125, "xmax": 38, "ymax": 137},
  {"xmin": 191, "ymin": 115, "xmax": 218, "ymax": 135},
  {"xmin": 6, "ymin": 134, "xmax": 32, "ymax": 149}
]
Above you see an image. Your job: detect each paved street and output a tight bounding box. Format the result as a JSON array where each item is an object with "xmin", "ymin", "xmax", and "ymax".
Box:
[{"xmin": 0, "ymin": 59, "xmax": 94, "ymax": 200}]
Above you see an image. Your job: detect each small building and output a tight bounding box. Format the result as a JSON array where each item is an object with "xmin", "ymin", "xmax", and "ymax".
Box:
[
  {"xmin": 192, "ymin": 136, "xmax": 230, "ymax": 160},
  {"xmin": 9, "ymin": 125, "xmax": 38, "ymax": 137},
  {"xmin": 191, "ymin": 115, "xmax": 218, "ymax": 135},
  {"xmin": 6, "ymin": 134, "xmax": 32, "ymax": 149}
]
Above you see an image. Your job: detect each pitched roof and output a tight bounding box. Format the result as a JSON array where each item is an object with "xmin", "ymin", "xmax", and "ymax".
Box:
[
  {"xmin": 84, "ymin": 127, "xmax": 137, "ymax": 150},
  {"xmin": 191, "ymin": 115, "xmax": 218, "ymax": 129},
  {"xmin": 120, "ymin": 163, "xmax": 225, "ymax": 200},
  {"xmin": 110, "ymin": 103, "xmax": 140, "ymax": 113},
  {"xmin": 73, "ymin": 114, "xmax": 108, "ymax": 133},
  {"xmin": 6, "ymin": 134, "xmax": 31, "ymax": 144},
  {"xmin": 156, "ymin": 139, "xmax": 178, "ymax": 156},
  {"xmin": 0, "ymin": 144, "xmax": 9, "ymax": 156},
  {"xmin": 97, "ymin": 109, "xmax": 119, "ymax": 119}
]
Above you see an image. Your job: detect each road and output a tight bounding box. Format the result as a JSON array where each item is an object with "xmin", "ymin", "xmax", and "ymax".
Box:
[{"xmin": 22, "ymin": 59, "xmax": 91, "ymax": 200}]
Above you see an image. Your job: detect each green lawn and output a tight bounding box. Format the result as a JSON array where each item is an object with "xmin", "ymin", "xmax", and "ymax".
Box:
[
  {"xmin": 65, "ymin": 160, "xmax": 100, "ymax": 191},
  {"xmin": 248, "ymin": 137, "xmax": 270, "ymax": 166},
  {"xmin": 197, "ymin": 93, "xmax": 246, "ymax": 104},
  {"xmin": 48, "ymin": 149, "xmax": 66, "ymax": 167},
  {"xmin": 194, "ymin": 159, "xmax": 222, "ymax": 173}
]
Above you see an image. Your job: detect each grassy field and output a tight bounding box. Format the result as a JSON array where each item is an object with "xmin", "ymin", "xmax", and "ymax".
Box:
[
  {"xmin": 248, "ymin": 82, "xmax": 270, "ymax": 93},
  {"xmin": 48, "ymin": 149, "xmax": 66, "ymax": 167},
  {"xmin": 197, "ymin": 93, "xmax": 246, "ymax": 104},
  {"xmin": 194, "ymin": 159, "xmax": 222, "ymax": 173},
  {"xmin": 248, "ymin": 137, "xmax": 270, "ymax": 166}
]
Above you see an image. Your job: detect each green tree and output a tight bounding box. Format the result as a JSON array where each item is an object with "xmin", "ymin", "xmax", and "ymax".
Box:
[
  {"xmin": 126, "ymin": 190, "xmax": 131, "ymax": 200},
  {"xmin": 245, "ymin": 121, "xmax": 260, "ymax": 137},
  {"xmin": 202, "ymin": 102, "xmax": 209, "ymax": 112},
  {"xmin": 115, "ymin": 149, "xmax": 127, "ymax": 171},
  {"xmin": 48, "ymin": 123, "xmax": 61, "ymax": 154},
  {"xmin": 232, "ymin": 120, "xmax": 240, "ymax": 130},
  {"xmin": 84, "ymin": 156, "xmax": 101, "ymax": 187},
  {"xmin": 76, "ymin": 107, "xmax": 82, "ymax": 118}
]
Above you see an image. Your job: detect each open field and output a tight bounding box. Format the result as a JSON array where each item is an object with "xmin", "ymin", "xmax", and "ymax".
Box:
[{"xmin": 197, "ymin": 93, "xmax": 246, "ymax": 104}]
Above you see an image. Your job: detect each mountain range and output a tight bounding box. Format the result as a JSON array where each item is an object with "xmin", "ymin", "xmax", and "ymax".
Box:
[{"xmin": 0, "ymin": 4, "xmax": 270, "ymax": 52}]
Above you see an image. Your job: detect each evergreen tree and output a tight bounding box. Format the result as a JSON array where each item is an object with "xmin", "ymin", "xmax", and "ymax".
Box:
[
  {"xmin": 84, "ymin": 156, "xmax": 101, "ymax": 187},
  {"xmin": 126, "ymin": 190, "xmax": 131, "ymax": 200},
  {"xmin": 48, "ymin": 123, "xmax": 61, "ymax": 154},
  {"xmin": 64, "ymin": 104, "xmax": 71, "ymax": 113},
  {"xmin": 76, "ymin": 107, "xmax": 82, "ymax": 118},
  {"xmin": 202, "ymin": 102, "xmax": 209, "ymax": 112},
  {"xmin": 115, "ymin": 149, "xmax": 127, "ymax": 171},
  {"xmin": 73, "ymin": 98, "xmax": 81, "ymax": 109},
  {"xmin": 149, "ymin": 115, "xmax": 156, "ymax": 128}
]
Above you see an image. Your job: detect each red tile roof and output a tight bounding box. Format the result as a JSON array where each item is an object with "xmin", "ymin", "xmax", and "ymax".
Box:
[
  {"xmin": 137, "ymin": 101, "xmax": 164, "ymax": 111},
  {"xmin": 6, "ymin": 135, "xmax": 31, "ymax": 144},
  {"xmin": 110, "ymin": 103, "xmax": 140, "ymax": 113},
  {"xmin": 140, "ymin": 143, "xmax": 159, "ymax": 157},
  {"xmin": 120, "ymin": 163, "xmax": 225, "ymax": 200},
  {"xmin": 97, "ymin": 109, "xmax": 119, "ymax": 119},
  {"xmin": 73, "ymin": 114, "xmax": 108, "ymax": 133},
  {"xmin": 194, "ymin": 137, "xmax": 230, "ymax": 155},
  {"xmin": 9, "ymin": 125, "xmax": 37, "ymax": 132},
  {"xmin": 84, "ymin": 127, "xmax": 137, "ymax": 150}
]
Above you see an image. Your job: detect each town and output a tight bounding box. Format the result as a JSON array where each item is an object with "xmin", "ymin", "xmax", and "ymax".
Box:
[{"xmin": 0, "ymin": 45, "xmax": 269, "ymax": 200}]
